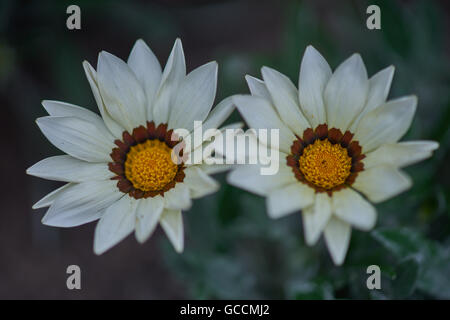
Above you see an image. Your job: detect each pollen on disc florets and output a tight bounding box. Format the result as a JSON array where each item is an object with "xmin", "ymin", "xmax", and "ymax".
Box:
[
  {"xmin": 124, "ymin": 140, "xmax": 178, "ymax": 192},
  {"xmin": 108, "ymin": 122, "xmax": 186, "ymax": 199},
  {"xmin": 299, "ymin": 138, "xmax": 352, "ymax": 190},
  {"xmin": 286, "ymin": 124, "xmax": 365, "ymax": 195}
]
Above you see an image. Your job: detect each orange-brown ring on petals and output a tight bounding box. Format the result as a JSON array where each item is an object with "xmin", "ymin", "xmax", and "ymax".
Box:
[
  {"xmin": 286, "ymin": 123, "xmax": 365, "ymax": 196},
  {"xmin": 108, "ymin": 121, "xmax": 186, "ymax": 199}
]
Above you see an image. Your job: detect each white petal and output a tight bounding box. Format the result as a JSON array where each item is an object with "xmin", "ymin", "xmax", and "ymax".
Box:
[
  {"xmin": 158, "ymin": 39, "xmax": 186, "ymax": 94},
  {"xmin": 302, "ymin": 193, "xmax": 332, "ymax": 245},
  {"xmin": 42, "ymin": 101, "xmax": 115, "ymax": 141},
  {"xmin": 135, "ymin": 196, "xmax": 164, "ymax": 243},
  {"xmin": 266, "ymin": 182, "xmax": 314, "ymax": 219},
  {"xmin": 332, "ymin": 188, "xmax": 376, "ymax": 231},
  {"xmin": 160, "ymin": 209, "xmax": 184, "ymax": 253},
  {"xmin": 261, "ymin": 66, "xmax": 310, "ymax": 136},
  {"xmin": 36, "ymin": 116, "xmax": 115, "ymax": 162},
  {"xmin": 42, "ymin": 100, "xmax": 115, "ymax": 143},
  {"xmin": 42, "ymin": 180, "xmax": 123, "ymax": 227},
  {"xmin": 27, "ymin": 155, "xmax": 112, "ymax": 182},
  {"xmin": 298, "ymin": 45, "xmax": 332, "ymax": 127},
  {"xmin": 354, "ymin": 96, "xmax": 417, "ymax": 152},
  {"xmin": 82, "ymin": 61, "xmax": 124, "ymax": 138},
  {"xmin": 127, "ymin": 39, "xmax": 162, "ymax": 108},
  {"xmin": 32, "ymin": 183, "xmax": 73, "ymax": 209},
  {"xmin": 363, "ymin": 141, "xmax": 439, "ymax": 169},
  {"xmin": 324, "ymin": 54, "xmax": 369, "ymax": 131},
  {"xmin": 349, "ymin": 66, "xmax": 395, "ymax": 131},
  {"xmin": 201, "ymin": 96, "xmax": 235, "ymax": 133},
  {"xmin": 97, "ymin": 51, "xmax": 147, "ymax": 131},
  {"xmin": 227, "ymin": 162, "xmax": 297, "ymax": 196},
  {"xmin": 183, "ymin": 166, "xmax": 220, "ymax": 199},
  {"xmin": 169, "ymin": 61, "xmax": 218, "ymax": 131},
  {"xmin": 163, "ymin": 183, "xmax": 192, "ymax": 210},
  {"xmin": 324, "ymin": 217, "xmax": 351, "ymax": 266},
  {"xmin": 233, "ymin": 95, "xmax": 296, "ymax": 153},
  {"xmin": 245, "ymin": 75, "xmax": 271, "ymax": 101},
  {"xmin": 366, "ymin": 65, "xmax": 395, "ymax": 111},
  {"xmin": 152, "ymin": 38, "xmax": 186, "ymax": 124},
  {"xmin": 353, "ymin": 166, "xmax": 412, "ymax": 203},
  {"xmin": 94, "ymin": 196, "xmax": 138, "ymax": 255}
]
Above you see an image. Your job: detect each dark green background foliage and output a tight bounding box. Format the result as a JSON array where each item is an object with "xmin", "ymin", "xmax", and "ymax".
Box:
[{"xmin": 0, "ymin": 0, "xmax": 448, "ymax": 299}]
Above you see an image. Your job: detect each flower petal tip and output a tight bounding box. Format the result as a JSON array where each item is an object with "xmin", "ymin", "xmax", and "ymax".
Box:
[
  {"xmin": 174, "ymin": 244, "xmax": 184, "ymax": 254},
  {"xmin": 430, "ymin": 141, "xmax": 440, "ymax": 150},
  {"xmin": 304, "ymin": 45, "xmax": 320, "ymax": 55}
]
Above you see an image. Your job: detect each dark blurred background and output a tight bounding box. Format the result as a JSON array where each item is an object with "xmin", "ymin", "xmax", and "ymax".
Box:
[{"xmin": 0, "ymin": 0, "xmax": 449, "ymax": 299}]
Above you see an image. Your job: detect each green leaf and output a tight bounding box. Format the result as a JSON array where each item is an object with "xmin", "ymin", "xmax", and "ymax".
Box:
[
  {"xmin": 372, "ymin": 228, "xmax": 450, "ymax": 298},
  {"xmin": 293, "ymin": 283, "xmax": 334, "ymax": 300},
  {"xmin": 393, "ymin": 256, "xmax": 420, "ymax": 298},
  {"xmin": 371, "ymin": 228, "xmax": 426, "ymax": 258},
  {"xmin": 417, "ymin": 247, "xmax": 450, "ymax": 299}
]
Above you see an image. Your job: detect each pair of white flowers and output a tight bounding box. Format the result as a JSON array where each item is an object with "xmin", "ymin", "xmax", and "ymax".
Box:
[{"xmin": 27, "ymin": 39, "xmax": 438, "ymax": 265}]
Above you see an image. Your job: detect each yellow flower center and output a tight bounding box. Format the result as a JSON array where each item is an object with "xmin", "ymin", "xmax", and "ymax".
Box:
[
  {"xmin": 124, "ymin": 139, "xmax": 178, "ymax": 192},
  {"xmin": 299, "ymin": 139, "xmax": 352, "ymax": 190}
]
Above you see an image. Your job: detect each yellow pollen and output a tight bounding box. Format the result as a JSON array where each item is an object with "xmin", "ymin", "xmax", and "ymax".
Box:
[
  {"xmin": 299, "ymin": 139, "xmax": 352, "ymax": 189},
  {"xmin": 124, "ymin": 140, "xmax": 178, "ymax": 192}
]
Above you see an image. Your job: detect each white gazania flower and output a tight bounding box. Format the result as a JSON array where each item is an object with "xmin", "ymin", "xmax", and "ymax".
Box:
[
  {"xmin": 27, "ymin": 39, "xmax": 237, "ymax": 255},
  {"xmin": 229, "ymin": 45, "xmax": 439, "ymax": 265}
]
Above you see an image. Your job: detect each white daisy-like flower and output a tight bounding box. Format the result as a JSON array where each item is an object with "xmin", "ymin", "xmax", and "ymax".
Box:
[
  {"xmin": 229, "ymin": 45, "xmax": 439, "ymax": 265},
  {"xmin": 27, "ymin": 39, "xmax": 236, "ymax": 255}
]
